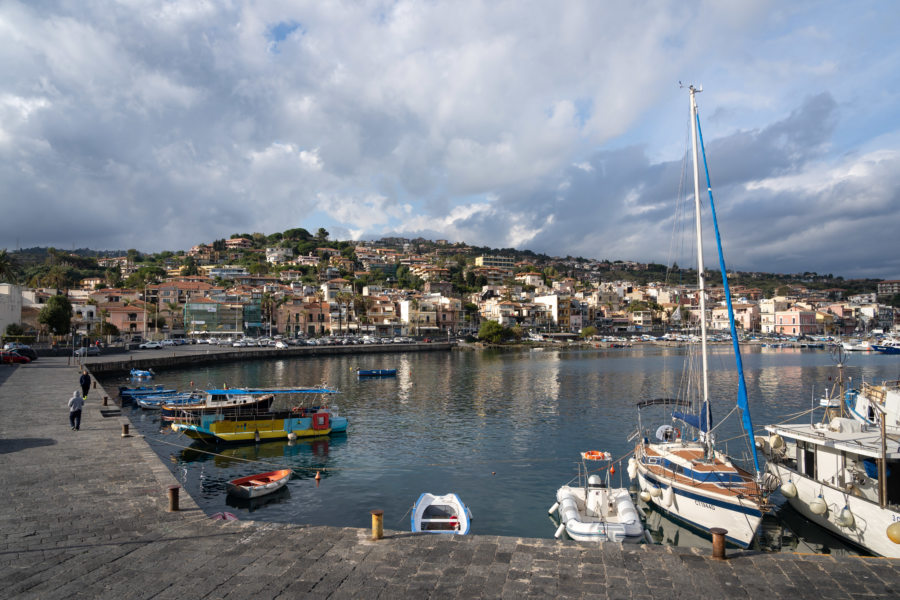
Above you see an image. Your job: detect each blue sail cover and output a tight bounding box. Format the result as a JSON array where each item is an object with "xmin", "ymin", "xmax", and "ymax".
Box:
[
  {"xmin": 673, "ymin": 403, "xmax": 712, "ymax": 433},
  {"xmin": 696, "ymin": 115, "xmax": 761, "ymax": 477}
]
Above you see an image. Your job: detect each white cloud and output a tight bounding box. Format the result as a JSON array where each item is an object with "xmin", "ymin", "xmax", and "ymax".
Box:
[{"xmin": 1, "ymin": 0, "xmax": 899, "ymax": 277}]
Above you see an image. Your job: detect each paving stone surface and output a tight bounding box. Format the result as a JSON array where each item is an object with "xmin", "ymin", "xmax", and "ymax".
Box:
[{"xmin": 1, "ymin": 357, "xmax": 899, "ymax": 598}]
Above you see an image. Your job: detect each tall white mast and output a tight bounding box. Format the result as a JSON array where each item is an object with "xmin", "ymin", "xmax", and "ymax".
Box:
[{"xmin": 688, "ymin": 85, "xmax": 711, "ymax": 430}]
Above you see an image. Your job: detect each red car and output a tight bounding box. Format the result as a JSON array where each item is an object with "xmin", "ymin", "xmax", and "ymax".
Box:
[{"xmin": 1, "ymin": 350, "xmax": 31, "ymax": 364}]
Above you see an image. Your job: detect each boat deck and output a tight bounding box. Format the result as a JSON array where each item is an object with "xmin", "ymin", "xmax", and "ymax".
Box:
[{"xmin": 640, "ymin": 444, "xmax": 762, "ymax": 499}]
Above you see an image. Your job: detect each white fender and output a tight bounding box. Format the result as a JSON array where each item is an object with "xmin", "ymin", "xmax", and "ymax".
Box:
[
  {"xmin": 548, "ymin": 502, "xmax": 559, "ymax": 515},
  {"xmin": 639, "ymin": 490, "xmax": 652, "ymax": 503},
  {"xmin": 662, "ymin": 486, "xmax": 674, "ymax": 507},
  {"xmin": 836, "ymin": 506, "xmax": 854, "ymax": 528},
  {"xmin": 808, "ymin": 494, "xmax": 827, "ymax": 515},
  {"xmin": 780, "ymin": 479, "xmax": 797, "ymax": 499},
  {"xmin": 627, "ymin": 458, "xmax": 637, "ymax": 480}
]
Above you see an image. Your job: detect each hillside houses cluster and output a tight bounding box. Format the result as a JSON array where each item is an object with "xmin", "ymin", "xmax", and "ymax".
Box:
[{"xmin": 2, "ymin": 238, "xmax": 898, "ymax": 341}]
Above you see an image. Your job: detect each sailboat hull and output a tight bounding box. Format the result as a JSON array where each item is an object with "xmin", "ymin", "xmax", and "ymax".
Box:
[
  {"xmin": 636, "ymin": 470, "xmax": 762, "ymax": 548},
  {"xmin": 634, "ymin": 442, "xmax": 763, "ymax": 548}
]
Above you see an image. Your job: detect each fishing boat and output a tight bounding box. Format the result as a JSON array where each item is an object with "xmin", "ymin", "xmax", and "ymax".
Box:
[
  {"xmin": 631, "ymin": 85, "xmax": 768, "ymax": 549},
  {"xmin": 136, "ymin": 392, "xmax": 203, "ymax": 410},
  {"xmin": 550, "ymin": 451, "xmax": 643, "ymax": 543},
  {"xmin": 846, "ymin": 380, "xmax": 900, "ymax": 432},
  {"xmin": 225, "ymin": 469, "xmax": 292, "ymax": 499},
  {"xmin": 356, "ymin": 368, "xmax": 397, "ymax": 378},
  {"xmin": 168, "ymin": 387, "xmax": 348, "ymax": 443},
  {"xmin": 130, "ymin": 368, "xmax": 154, "ymax": 378},
  {"xmin": 119, "ymin": 385, "xmax": 176, "ymax": 402},
  {"xmin": 762, "ymin": 404, "xmax": 900, "ymax": 556},
  {"xmin": 410, "ymin": 493, "xmax": 472, "ymax": 534},
  {"xmin": 871, "ymin": 338, "xmax": 900, "ymax": 354},
  {"xmin": 841, "ymin": 340, "xmax": 872, "ymax": 352}
]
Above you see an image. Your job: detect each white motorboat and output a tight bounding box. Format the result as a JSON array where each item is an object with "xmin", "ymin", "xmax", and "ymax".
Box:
[
  {"xmin": 631, "ymin": 85, "xmax": 768, "ymax": 549},
  {"xmin": 550, "ymin": 451, "xmax": 643, "ymax": 543},
  {"xmin": 762, "ymin": 416, "xmax": 900, "ymax": 557},
  {"xmin": 410, "ymin": 492, "xmax": 472, "ymax": 534}
]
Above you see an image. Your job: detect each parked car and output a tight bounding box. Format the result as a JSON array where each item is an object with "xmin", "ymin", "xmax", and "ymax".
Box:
[
  {"xmin": 1, "ymin": 350, "xmax": 31, "ymax": 364},
  {"xmin": 74, "ymin": 346, "xmax": 101, "ymax": 356},
  {"xmin": 160, "ymin": 339, "xmax": 176, "ymax": 346},
  {"xmin": 139, "ymin": 341, "xmax": 162, "ymax": 349},
  {"xmin": 6, "ymin": 345, "xmax": 38, "ymax": 361}
]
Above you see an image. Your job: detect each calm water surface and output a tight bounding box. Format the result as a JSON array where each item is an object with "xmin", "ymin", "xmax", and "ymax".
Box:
[{"xmin": 109, "ymin": 345, "xmax": 900, "ymax": 553}]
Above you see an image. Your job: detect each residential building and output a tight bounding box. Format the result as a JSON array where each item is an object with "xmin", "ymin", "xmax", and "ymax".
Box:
[
  {"xmin": 266, "ymin": 247, "xmax": 294, "ymax": 264},
  {"xmin": 225, "ymin": 237, "xmax": 253, "ymax": 250},
  {"xmin": 775, "ymin": 307, "xmax": 817, "ymax": 337},
  {"xmin": 0, "ymin": 284, "xmax": 23, "ymax": 334}
]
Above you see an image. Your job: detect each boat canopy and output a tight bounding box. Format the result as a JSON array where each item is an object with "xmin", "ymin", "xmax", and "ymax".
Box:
[
  {"xmin": 673, "ymin": 403, "xmax": 712, "ymax": 433},
  {"xmin": 636, "ymin": 398, "xmax": 692, "ymax": 410}
]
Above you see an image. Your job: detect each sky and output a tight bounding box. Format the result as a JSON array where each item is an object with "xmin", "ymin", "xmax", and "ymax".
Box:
[{"xmin": 2, "ymin": 1, "xmax": 899, "ymax": 279}]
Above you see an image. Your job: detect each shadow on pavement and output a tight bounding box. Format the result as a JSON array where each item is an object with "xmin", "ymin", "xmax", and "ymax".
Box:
[{"xmin": 0, "ymin": 437, "xmax": 58, "ymax": 454}]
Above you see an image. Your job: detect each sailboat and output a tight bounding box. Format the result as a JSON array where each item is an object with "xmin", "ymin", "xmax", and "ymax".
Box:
[{"xmin": 629, "ymin": 85, "xmax": 769, "ymax": 548}]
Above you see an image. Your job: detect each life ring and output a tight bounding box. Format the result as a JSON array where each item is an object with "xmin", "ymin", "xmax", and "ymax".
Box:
[{"xmin": 581, "ymin": 450, "xmax": 608, "ymax": 461}]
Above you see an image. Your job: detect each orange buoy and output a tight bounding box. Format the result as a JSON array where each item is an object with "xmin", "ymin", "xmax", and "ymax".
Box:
[
  {"xmin": 315, "ymin": 470, "xmax": 321, "ymax": 481},
  {"xmin": 610, "ymin": 465, "xmax": 616, "ymax": 475}
]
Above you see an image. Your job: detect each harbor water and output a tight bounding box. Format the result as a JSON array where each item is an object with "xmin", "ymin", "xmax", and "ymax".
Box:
[{"xmin": 110, "ymin": 345, "xmax": 900, "ymax": 554}]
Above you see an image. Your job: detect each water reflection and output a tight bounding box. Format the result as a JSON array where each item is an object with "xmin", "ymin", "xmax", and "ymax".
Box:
[{"xmin": 109, "ymin": 346, "xmax": 897, "ymax": 549}]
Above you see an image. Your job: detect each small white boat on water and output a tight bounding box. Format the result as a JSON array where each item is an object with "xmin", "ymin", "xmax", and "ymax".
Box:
[
  {"xmin": 550, "ymin": 451, "xmax": 643, "ymax": 543},
  {"xmin": 410, "ymin": 492, "xmax": 472, "ymax": 534}
]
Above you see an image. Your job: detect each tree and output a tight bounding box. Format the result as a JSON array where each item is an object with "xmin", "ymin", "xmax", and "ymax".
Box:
[
  {"xmin": 181, "ymin": 256, "xmax": 199, "ymax": 276},
  {"xmin": 4, "ymin": 323, "xmax": 25, "ymax": 338},
  {"xmin": 105, "ymin": 268, "xmax": 123, "ymax": 288},
  {"xmin": 478, "ymin": 320, "xmax": 509, "ymax": 344},
  {"xmin": 39, "ymin": 294, "xmax": 73, "ymax": 336},
  {"xmin": 580, "ymin": 326, "xmax": 598, "ymax": 339},
  {"xmin": 0, "ymin": 249, "xmax": 20, "ymax": 283},
  {"xmin": 315, "ymin": 227, "xmax": 329, "ymax": 242}
]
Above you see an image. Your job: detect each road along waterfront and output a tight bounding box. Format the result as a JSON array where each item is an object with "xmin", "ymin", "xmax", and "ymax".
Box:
[{"xmin": 1, "ymin": 355, "xmax": 899, "ymax": 598}]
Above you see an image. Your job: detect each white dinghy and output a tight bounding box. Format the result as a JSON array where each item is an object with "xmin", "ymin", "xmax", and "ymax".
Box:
[
  {"xmin": 411, "ymin": 492, "xmax": 472, "ymax": 534},
  {"xmin": 550, "ymin": 451, "xmax": 644, "ymax": 543}
]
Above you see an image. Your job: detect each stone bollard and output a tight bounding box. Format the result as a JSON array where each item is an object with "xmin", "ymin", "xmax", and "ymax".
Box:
[
  {"xmin": 103, "ymin": 396, "xmax": 108, "ymax": 406},
  {"xmin": 710, "ymin": 527, "xmax": 727, "ymax": 560},
  {"xmin": 371, "ymin": 509, "xmax": 384, "ymax": 540},
  {"xmin": 167, "ymin": 485, "xmax": 180, "ymax": 511},
  {"xmin": 122, "ymin": 423, "xmax": 130, "ymax": 437},
  {"xmin": 93, "ymin": 380, "xmax": 97, "ymax": 389}
]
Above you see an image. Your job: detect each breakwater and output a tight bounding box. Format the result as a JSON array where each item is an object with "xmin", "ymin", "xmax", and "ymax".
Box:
[{"xmin": 82, "ymin": 341, "xmax": 453, "ymax": 376}]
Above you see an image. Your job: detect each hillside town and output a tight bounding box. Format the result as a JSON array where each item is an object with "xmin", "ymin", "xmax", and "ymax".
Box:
[{"xmin": 1, "ymin": 231, "xmax": 898, "ymax": 344}]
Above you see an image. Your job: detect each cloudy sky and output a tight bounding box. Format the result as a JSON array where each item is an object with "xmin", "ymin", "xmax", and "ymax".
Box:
[{"xmin": 2, "ymin": 1, "xmax": 899, "ymax": 278}]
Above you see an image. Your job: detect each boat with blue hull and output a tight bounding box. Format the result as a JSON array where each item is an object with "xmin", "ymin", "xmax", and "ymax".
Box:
[
  {"xmin": 357, "ymin": 369, "xmax": 397, "ymax": 378},
  {"xmin": 631, "ymin": 85, "xmax": 768, "ymax": 549},
  {"xmin": 119, "ymin": 385, "xmax": 176, "ymax": 402},
  {"xmin": 136, "ymin": 392, "xmax": 203, "ymax": 410},
  {"xmin": 169, "ymin": 387, "xmax": 347, "ymax": 443}
]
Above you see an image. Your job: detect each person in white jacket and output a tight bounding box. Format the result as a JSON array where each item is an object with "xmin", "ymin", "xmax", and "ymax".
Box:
[{"xmin": 68, "ymin": 390, "xmax": 84, "ymax": 431}]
